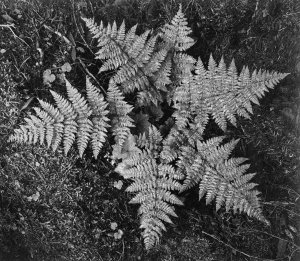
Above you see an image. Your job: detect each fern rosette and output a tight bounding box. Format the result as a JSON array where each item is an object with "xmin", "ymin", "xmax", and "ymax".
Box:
[{"xmin": 9, "ymin": 5, "xmax": 289, "ymax": 251}]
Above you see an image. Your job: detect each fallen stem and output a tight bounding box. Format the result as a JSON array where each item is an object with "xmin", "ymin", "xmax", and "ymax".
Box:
[
  {"xmin": 78, "ymin": 57, "xmax": 106, "ymax": 95},
  {"xmin": 20, "ymin": 154, "xmax": 46, "ymax": 182},
  {"xmin": 70, "ymin": 0, "xmax": 95, "ymax": 55},
  {"xmin": 0, "ymin": 24, "xmax": 30, "ymax": 47},
  {"xmin": 42, "ymin": 24, "xmax": 106, "ymax": 95},
  {"xmin": 43, "ymin": 24, "xmax": 71, "ymax": 45},
  {"xmin": 202, "ymin": 231, "xmax": 288, "ymax": 261},
  {"xmin": 0, "ymin": 24, "xmax": 14, "ymax": 28}
]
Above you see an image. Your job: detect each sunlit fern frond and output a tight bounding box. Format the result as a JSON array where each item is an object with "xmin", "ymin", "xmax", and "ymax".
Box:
[
  {"xmin": 86, "ymin": 77, "xmax": 110, "ymax": 158},
  {"xmin": 173, "ymin": 54, "xmax": 289, "ymax": 131},
  {"xmin": 115, "ymin": 126, "xmax": 183, "ymax": 250},
  {"xmin": 83, "ymin": 17, "xmax": 172, "ymax": 105},
  {"xmin": 9, "ymin": 78, "xmax": 110, "ymax": 158},
  {"xmin": 161, "ymin": 4, "xmax": 195, "ymax": 51},
  {"xmin": 107, "ymin": 80, "xmax": 134, "ymax": 150},
  {"xmin": 178, "ymin": 136, "xmax": 268, "ymax": 224}
]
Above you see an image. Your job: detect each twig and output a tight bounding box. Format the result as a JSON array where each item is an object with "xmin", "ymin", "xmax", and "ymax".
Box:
[
  {"xmin": 78, "ymin": 57, "xmax": 106, "ymax": 95},
  {"xmin": 0, "ymin": 24, "xmax": 30, "ymax": 47},
  {"xmin": 20, "ymin": 154, "xmax": 46, "ymax": 182},
  {"xmin": 70, "ymin": 0, "xmax": 95, "ymax": 55},
  {"xmin": 252, "ymin": 0, "xmax": 260, "ymax": 20},
  {"xmin": 289, "ymin": 247, "xmax": 300, "ymax": 261},
  {"xmin": 0, "ymin": 24, "xmax": 14, "ymax": 28},
  {"xmin": 43, "ymin": 24, "xmax": 72, "ymax": 45},
  {"xmin": 87, "ymin": 0, "xmax": 95, "ymax": 18},
  {"xmin": 263, "ymin": 201, "xmax": 300, "ymax": 218},
  {"xmin": 117, "ymin": 240, "xmax": 125, "ymax": 261},
  {"xmin": 244, "ymin": 228, "xmax": 300, "ymax": 251},
  {"xmin": 202, "ymin": 231, "xmax": 288, "ymax": 261},
  {"xmin": 42, "ymin": 23, "xmax": 105, "ymax": 95}
]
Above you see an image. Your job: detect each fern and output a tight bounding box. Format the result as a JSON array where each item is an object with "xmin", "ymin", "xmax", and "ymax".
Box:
[
  {"xmin": 173, "ymin": 54, "xmax": 289, "ymax": 132},
  {"xmin": 161, "ymin": 4, "xmax": 195, "ymax": 51},
  {"xmin": 180, "ymin": 136, "xmax": 267, "ymax": 224},
  {"xmin": 107, "ymin": 80, "xmax": 134, "ymax": 158},
  {"xmin": 83, "ymin": 16, "xmax": 170, "ymax": 106},
  {"xmin": 116, "ymin": 126, "xmax": 183, "ymax": 249},
  {"xmin": 161, "ymin": 126, "xmax": 267, "ymax": 223},
  {"xmin": 9, "ymin": 78, "xmax": 110, "ymax": 158},
  {"xmin": 9, "ymin": 5, "xmax": 290, "ymax": 251}
]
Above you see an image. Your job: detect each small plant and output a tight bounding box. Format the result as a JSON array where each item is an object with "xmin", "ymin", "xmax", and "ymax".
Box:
[{"xmin": 9, "ymin": 5, "xmax": 289, "ymax": 250}]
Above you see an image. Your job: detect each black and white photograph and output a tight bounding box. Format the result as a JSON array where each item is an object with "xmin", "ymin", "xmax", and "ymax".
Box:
[{"xmin": 0, "ymin": 0, "xmax": 299, "ymax": 260}]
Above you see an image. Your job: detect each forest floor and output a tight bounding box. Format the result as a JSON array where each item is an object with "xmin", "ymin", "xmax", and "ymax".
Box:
[{"xmin": 0, "ymin": 0, "xmax": 300, "ymax": 260}]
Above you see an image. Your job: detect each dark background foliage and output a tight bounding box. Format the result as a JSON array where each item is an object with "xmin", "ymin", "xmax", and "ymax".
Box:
[{"xmin": 0, "ymin": 0, "xmax": 299, "ymax": 260}]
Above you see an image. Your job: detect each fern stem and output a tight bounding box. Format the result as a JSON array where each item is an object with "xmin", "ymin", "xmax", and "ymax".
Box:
[
  {"xmin": 78, "ymin": 57, "xmax": 107, "ymax": 95},
  {"xmin": 70, "ymin": 0, "xmax": 95, "ymax": 56},
  {"xmin": 0, "ymin": 24, "xmax": 30, "ymax": 47}
]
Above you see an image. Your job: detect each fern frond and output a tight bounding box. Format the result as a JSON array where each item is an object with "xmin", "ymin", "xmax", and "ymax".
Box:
[
  {"xmin": 86, "ymin": 77, "xmax": 110, "ymax": 158},
  {"xmin": 173, "ymin": 54, "xmax": 289, "ymax": 131},
  {"xmin": 161, "ymin": 127, "xmax": 184, "ymax": 163},
  {"xmin": 162, "ymin": 127, "xmax": 268, "ymax": 223},
  {"xmin": 198, "ymin": 161, "xmax": 267, "ymax": 224},
  {"xmin": 162, "ymin": 127, "xmax": 206, "ymax": 191},
  {"xmin": 151, "ymin": 53, "xmax": 172, "ymax": 92},
  {"xmin": 83, "ymin": 17, "xmax": 172, "ymax": 105},
  {"xmin": 115, "ymin": 126, "xmax": 183, "ymax": 250},
  {"xmin": 9, "ymin": 116, "xmax": 43, "ymax": 145},
  {"xmin": 136, "ymin": 125, "xmax": 162, "ymax": 154},
  {"xmin": 9, "ymin": 78, "xmax": 110, "ymax": 158},
  {"xmin": 161, "ymin": 4, "xmax": 195, "ymax": 51},
  {"xmin": 161, "ymin": 123, "xmax": 204, "ymax": 164},
  {"xmin": 173, "ymin": 53, "xmax": 196, "ymax": 78},
  {"xmin": 177, "ymin": 145, "xmax": 204, "ymax": 192},
  {"xmin": 64, "ymin": 80, "xmax": 94, "ymax": 156},
  {"xmin": 48, "ymin": 90, "xmax": 78, "ymax": 155},
  {"xmin": 173, "ymin": 75, "xmax": 193, "ymax": 129},
  {"xmin": 107, "ymin": 81, "xmax": 134, "ymax": 149},
  {"xmin": 178, "ymin": 137, "xmax": 268, "ymax": 224}
]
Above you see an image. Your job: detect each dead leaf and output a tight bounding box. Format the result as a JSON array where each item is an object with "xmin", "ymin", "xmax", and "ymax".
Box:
[
  {"xmin": 31, "ymin": 191, "xmax": 40, "ymax": 201},
  {"xmin": 113, "ymin": 229, "xmax": 124, "ymax": 240},
  {"xmin": 61, "ymin": 62, "xmax": 72, "ymax": 72},
  {"xmin": 20, "ymin": 97, "xmax": 34, "ymax": 111},
  {"xmin": 113, "ymin": 180, "xmax": 123, "ymax": 190},
  {"xmin": 288, "ymin": 225, "xmax": 297, "ymax": 233},
  {"xmin": 110, "ymin": 222, "xmax": 118, "ymax": 230},
  {"xmin": 76, "ymin": 47, "xmax": 85, "ymax": 53},
  {"xmin": 71, "ymin": 47, "xmax": 76, "ymax": 61},
  {"xmin": 43, "ymin": 69, "xmax": 56, "ymax": 84},
  {"xmin": 68, "ymin": 32, "xmax": 76, "ymax": 46},
  {"xmin": 2, "ymin": 14, "xmax": 14, "ymax": 23},
  {"xmin": 27, "ymin": 191, "xmax": 40, "ymax": 202}
]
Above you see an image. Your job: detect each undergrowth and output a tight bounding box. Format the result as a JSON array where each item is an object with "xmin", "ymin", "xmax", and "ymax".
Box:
[{"xmin": 1, "ymin": 0, "xmax": 300, "ymax": 260}]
